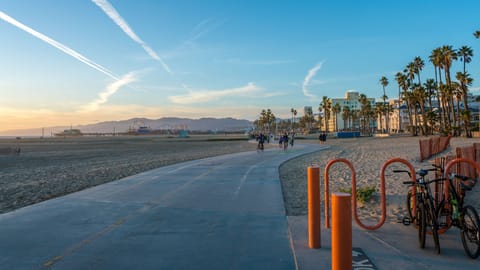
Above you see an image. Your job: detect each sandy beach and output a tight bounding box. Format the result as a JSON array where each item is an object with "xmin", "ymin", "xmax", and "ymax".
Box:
[
  {"xmin": 1, "ymin": 134, "xmax": 480, "ymax": 225},
  {"xmin": 0, "ymin": 135, "xmax": 257, "ymax": 214},
  {"xmin": 280, "ymin": 135, "xmax": 480, "ymax": 224}
]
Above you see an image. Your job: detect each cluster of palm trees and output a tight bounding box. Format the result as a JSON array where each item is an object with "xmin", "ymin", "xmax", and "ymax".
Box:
[
  {"xmin": 253, "ymin": 109, "xmax": 276, "ymax": 133},
  {"xmin": 254, "ymin": 30, "xmax": 480, "ymax": 136},
  {"xmin": 321, "ymin": 30, "xmax": 480, "ymax": 136},
  {"xmin": 394, "ymin": 40, "xmax": 477, "ymax": 137}
]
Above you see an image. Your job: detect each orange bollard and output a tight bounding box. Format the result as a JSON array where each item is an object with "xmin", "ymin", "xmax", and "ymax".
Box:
[
  {"xmin": 332, "ymin": 192, "xmax": 352, "ymax": 270},
  {"xmin": 308, "ymin": 166, "xmax": 321, "ymax": 248}
]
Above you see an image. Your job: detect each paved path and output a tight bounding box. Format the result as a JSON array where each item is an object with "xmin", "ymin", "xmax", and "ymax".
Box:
[{"xmin": 0, "ymin": 143, "xmax": 324, "ymax": 270}]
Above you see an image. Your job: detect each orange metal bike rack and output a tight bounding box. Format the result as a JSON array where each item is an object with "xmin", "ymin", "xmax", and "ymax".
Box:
[
  {"xmin": 324, "ymin": 158, "xmax": 356, "ymax": 229},
  {"xmin": 376, "ymin": 158, "xmax": 416, "ymax": 230},
  {"xmin": 439, "ymin": 157, "xmax": 480, "ymax": 234},
  {"xmin": 325, "ymin": 157, "xmax": 416, "ymax": 230}
]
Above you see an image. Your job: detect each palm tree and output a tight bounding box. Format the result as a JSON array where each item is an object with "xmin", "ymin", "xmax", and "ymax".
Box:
[
  {"xmin": 256, "ymin": 109, "xmax": 276, "ymax": 133},
  {"xmin": 424, "ymin": 79, "xmax": 436, "ymax": 110},
  {"xmin": 404, "ymin": 91, "xmax": 418, "ymax": 136},
  {"xmin": 457, "ymin": 46, "xmax": 473, "ymax": 74},
  {"xmin": 474, "ymin": 30, "xmax": 480, "ymax": 38},
  {"xmin": 375, "ymin": 102, "xmax": 384, "ymax": 132},
  {"xmin": 290, "ymin": 108, "xmax": 297, "ymax": 130},
  {"xmin": 439, "ymin": 83, "xmax": 453, "ymax": 133},
  {"xmin": 320, "ymin": 96, "xmax": 332, "ymax": 132},
  {"xmin": 332, "ymin": 103, "xmax": 341, "ymax": 132},
  {"xmin": 380, "ymin": 76, "xmax": 389, "ymax": 133},
  {"xmin": 395, "ymin": 72, "xmax": 409, "ymax": 132},
  {"xmin": 430, "ymin": 47, "xmax": 445, "ymax": 131},
  {"xmin": 358, "ymin": 94, "xmax": 371, "ymax": 134},
  {"xmin": 413, "ymin": 84, "xmax": 428, "ymax": 135},
  {"xmin": 439, "ymin": 45, "xmax": 458, "ymax": 134},
  {"xmin": 259, "ymin": 109, "xmax": 267, "ymax": 131},
  {"xmin": 456, "ymin": 71, "xmax": 474, "ymax": 137},
  {"xmin": 342, "ymin": 106, "xmax": 350, "ymax": 130},
  {"xmin": 440, "ymin": 45, "xmax": 457, "ymax": 87},
  {"xmin": 413, "ymin": 56, "xmax": 425, "ymax": 84}
]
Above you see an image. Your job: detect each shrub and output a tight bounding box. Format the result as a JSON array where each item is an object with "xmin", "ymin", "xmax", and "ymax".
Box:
[{"xmin": 339, "ymin": 186, "xmax": 376, "ymax": 203}]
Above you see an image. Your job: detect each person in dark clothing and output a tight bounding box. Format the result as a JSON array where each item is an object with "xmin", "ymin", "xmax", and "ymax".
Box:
[
  {"xmin": 282, "ymin": 133, "xmax": 289, "ymax": 150},
  {"xmin": 257, "ymin": 133, "xmax": 265, "ymax": 152}
]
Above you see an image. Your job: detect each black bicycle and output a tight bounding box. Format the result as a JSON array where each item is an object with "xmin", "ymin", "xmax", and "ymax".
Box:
[
  {"xmin": 436, "ymin": 172, "xmax": 480, "ymax": 258},
  {"xmin": 395, "ymin": 168, "xmax": 441, "ymax": 254}
]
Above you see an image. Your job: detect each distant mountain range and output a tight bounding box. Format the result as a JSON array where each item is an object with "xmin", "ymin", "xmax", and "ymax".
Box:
[{"xmin": 0, "ymin": 117, "xmax": 254, "ymax": 137}]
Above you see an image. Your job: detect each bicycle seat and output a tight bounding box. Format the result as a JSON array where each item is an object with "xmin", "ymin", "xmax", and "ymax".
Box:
[
  {"xmin": 460, "ymin": 179, "xmax": 476, "ymax": 191},
  {"xmin": 417, "ymin": 169, "xmax": 428, "ymax": 177}
]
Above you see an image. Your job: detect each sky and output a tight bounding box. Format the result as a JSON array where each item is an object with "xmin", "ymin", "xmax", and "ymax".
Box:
[{"xmin": 1, "ymin": 0, "xmax": 480, "ymax": 132}]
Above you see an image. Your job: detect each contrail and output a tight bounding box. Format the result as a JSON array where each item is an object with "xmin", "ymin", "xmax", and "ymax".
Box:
[
  {"xmin": 92, "ymin": 0, "xmax": 172, "ymax": 74},
  {"xmin": 82, "ymin": 72, "xmax": 137, "ymax": 111},
  {"xmin": 0, "ymin": 11, "xmax": 120, "ymax": 81},
  {"xmin": 302, "ymin": 62, "xmax": 323, "ymax": 99}
]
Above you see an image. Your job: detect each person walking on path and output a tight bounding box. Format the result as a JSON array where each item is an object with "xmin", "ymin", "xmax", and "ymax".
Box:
[
  {"xmin": 319, "ymin": 132, "xmax": 327, "ymax": 144},
  {"xmin": 257, "ymin": 133, "xmax": 265, "ymax": 152},
  {"xmin": 282, "ymin": 133, "xmax": 289, "ymax": 151},
  {"xmin": 289, "ymin": 132, "xmax": 295, "ymax": 147}
]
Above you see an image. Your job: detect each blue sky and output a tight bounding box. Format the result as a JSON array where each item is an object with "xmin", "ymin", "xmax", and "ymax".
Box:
[{"xmin": 1, "ymin": 0, "xmax": 479, "ymax": 132}]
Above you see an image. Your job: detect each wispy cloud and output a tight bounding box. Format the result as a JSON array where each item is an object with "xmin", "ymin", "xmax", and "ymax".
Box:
[
  {"xmin": 169, "ymin": 83, "xmax": 261, "ymax": 104},
  {"xmin": 187, "ymin": 18, "xmax": 223, "ymax": 44},
  {"xmin": 92, "ymin": 0, "xmax": 172, "ymax": 74},
  {"xmin": 222, "ymin": 58, "xmax": 293, "ymax": 65},
  {"xmin": 81, "ymin": 72, "xmax": 137, "ymax": 112},
  {"xmin": 302, "ymin": 62, "xmax": 324, "ymax": 99},
  {"xmin": 0, "ymin": 11, "xmax": 119, "ymax": 80}
]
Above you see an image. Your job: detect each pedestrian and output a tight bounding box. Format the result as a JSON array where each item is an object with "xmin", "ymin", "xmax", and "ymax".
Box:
[
  {"xmin": 319, "ymin": 132, "xmax": 326, "ymax": 144},
  {"xmin": 257, "ymin": 133, "xmax": 265, "ymax": 152},
  {"xmin": 282, "ymin": 132, "xmax": 289, "ymax": 150}
]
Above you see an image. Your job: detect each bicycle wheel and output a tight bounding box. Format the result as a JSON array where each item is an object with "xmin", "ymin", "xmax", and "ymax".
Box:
[
  {"xmin": 406, "ymin": 190, "xmax": 414, "ymax": 221},
  {"xmin": 427, "ymin": 197, "xmax": 441, "ymax": 254},
  {"xmin": 461, "ymin": 205, "xmax": 480, "ymax": 259},
  {"xmin": 417, "ymin": 202, "xmax": 426, "ymax": 249}
]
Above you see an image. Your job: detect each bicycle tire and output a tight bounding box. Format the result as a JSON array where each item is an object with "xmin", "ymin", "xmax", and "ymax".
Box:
[
  {"xmin": 427, "ymin": 196, "xmax": 441, "ymax": 254},
  {"xmin": 461, "ymin": 205, "xmax": 480, "ymax": 259},
  {"xmin": 417, "ymin": 202, "xmax": 426, "ymax": 249}
]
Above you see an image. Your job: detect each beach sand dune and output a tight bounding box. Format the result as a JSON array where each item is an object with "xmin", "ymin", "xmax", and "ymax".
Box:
[{"xmin": 279, "ymin": 135, "xmax": 480, "ymax": 224}]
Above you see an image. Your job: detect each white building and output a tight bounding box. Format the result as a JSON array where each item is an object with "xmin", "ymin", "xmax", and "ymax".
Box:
[{"xmin": 330, "ymin": 91, "xmax": 375, "ymax": 132}]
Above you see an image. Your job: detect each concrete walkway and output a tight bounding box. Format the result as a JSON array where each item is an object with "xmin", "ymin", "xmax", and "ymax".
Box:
[{"xmin": 0, "ymin": 143, "xmax": 324, "ymax": 270}]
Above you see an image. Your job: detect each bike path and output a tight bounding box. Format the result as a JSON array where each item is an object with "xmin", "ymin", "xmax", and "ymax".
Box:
[{"xmin": 0, "ymin": 144, "xmax": 325, "ymax": 270}]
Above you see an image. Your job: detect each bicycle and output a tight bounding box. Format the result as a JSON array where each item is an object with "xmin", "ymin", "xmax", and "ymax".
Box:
[
  {"xmin": 436, "ymin": 171, "xmax": 480, "ymax": 258},
  {"xmin": 404, "ymin": 165, "xmax": 443, "ymax": 222},
  {"xmin": 394, "ymin": 167, "xmax": 442, "ymax": 254}
]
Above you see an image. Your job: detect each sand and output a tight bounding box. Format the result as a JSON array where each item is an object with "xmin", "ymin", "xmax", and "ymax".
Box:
[
  {"xmin": 0, "ymin": 135, "xmax": 257, "ymax": 214},
  {"xmin": 279, "ymin": 135, "xmax": 480, "ymax": 225},
  {"xmin": 1, "ymin": 134, "xmax": 480, "ymax": 225}
]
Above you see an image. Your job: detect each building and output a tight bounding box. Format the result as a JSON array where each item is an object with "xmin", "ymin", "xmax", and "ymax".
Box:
[
  {"xmin": 382, "ymin": 99, "xmax": 409, "ymax": 133},
  {"xmin": 329, "ymin": 91, "xmax": 375, "ymax": 132}
]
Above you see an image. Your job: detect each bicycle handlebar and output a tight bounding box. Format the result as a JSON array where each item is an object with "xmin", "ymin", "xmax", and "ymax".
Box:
[
  {"xmin": 393, "ymin": 169, "xmax": 412, "ymax": 177},
  {"xmin": 449, "ymin": 173, "xmax": 474, "ymax": 181},
  {"xmin": 402, "ymin": 177, "xmax": 446, "ymax": 186}
]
